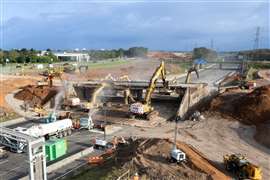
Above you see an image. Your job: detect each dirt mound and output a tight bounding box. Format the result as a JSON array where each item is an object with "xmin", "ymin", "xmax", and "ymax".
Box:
[
  {"xmin": 14, "ymin": 85, "xmax": 58, "ymax": 107},
  {"xmin": 210, "ymin": 85, "xmax": 270, "ymax": 148},
  {"xmin": 148, "ymin": 51, "xmax": 180, "ymax": 59},
  {"xmin": 211, "ymin": 85, "xmax": 270, "ymax": 125},
  {"xmin": 114, "ymin": 138, "xmax": 227, "ymax": 180},
  {"xmin": 235, "ymin": 85, "xmax": 270, "ymax": 124}
]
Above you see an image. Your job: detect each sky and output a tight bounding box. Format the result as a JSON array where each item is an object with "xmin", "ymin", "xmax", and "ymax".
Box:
[{"xmin": 1, "ymin": 0, "xmax": 269, "ymax": 51}]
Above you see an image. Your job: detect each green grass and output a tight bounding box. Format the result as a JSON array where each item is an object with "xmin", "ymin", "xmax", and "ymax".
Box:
[
  {"xmin": 245, "ymin": 67, "xmax": 258, "ymax": 80},
  {"xmin": 70, "ymin": 158, "xmax": 126, "ymax": 180},
  {"xmin": 0, "ymin": 112, "xmax": 21, "ymax": 122},
  {"xmin": 86, "ymin": 59, "xmax": 130, "ymax": 69},
  {"xmin": 248, "ymin": 63, "xmax": 270, "ymax": 69}
]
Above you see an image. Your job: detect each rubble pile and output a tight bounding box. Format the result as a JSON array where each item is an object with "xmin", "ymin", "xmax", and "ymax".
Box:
[
  {"xmin": 14, "ymin": 85, "xmax": 58, "ymax": 107},
  {"xmin": 114, "ymin": 138, "xmax": 221, "ymax": 180}
]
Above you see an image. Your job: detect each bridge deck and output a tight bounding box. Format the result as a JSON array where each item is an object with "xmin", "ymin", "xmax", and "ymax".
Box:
[{"xmin": 74, "ymin": 80, "xmax": 207, "ymax": 89}]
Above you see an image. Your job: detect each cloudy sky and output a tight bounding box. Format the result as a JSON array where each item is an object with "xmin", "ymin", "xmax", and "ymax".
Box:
[{"xmin": 1, "ymin": 0, "xmax": 269, "ymax": 51}]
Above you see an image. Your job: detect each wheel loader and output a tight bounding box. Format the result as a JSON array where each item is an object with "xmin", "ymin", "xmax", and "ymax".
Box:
[{"xmin": 223, "ymin": 154, "xmax": 262, "ymax": 180}]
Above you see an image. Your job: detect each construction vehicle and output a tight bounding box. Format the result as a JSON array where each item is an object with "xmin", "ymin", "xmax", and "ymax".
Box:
[
  {"xmin": 93, "ymin": 138, "xmax": 109, "ymax": 150},
  {"xmin": 129, "ymin": 61, "xmax": 168, "ymax": 120},
  {"xmin": 32, "ymin": 105, "xmax": 48, "ymax": 117},
  {"xmin": 78, "ymin": 116, "xmax": 94, "ymax": 130},
  {"xmin": 185, "ymin": 66, "xmax": 199, "ymax": 83},
  {"xmin": 223, "ymin": 154, "xmax": 262, "ymax": 180},
  {"xmin": 82, "ymin": 83, "xmax": 108, "ymax": 111},
  {"xmin": 124, "ymin": 88, "xmax": 136, "ymax": 105},
  {"xmin": 61, "ymin": 97, "xmax": 81, "ymax": 110}
]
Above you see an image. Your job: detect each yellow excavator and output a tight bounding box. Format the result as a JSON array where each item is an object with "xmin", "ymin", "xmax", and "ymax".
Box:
[
  {"xmin": 223, "ymin": 154, "xmax": 262, "ymax": 180},
  {"xmin": 129, "ymin": 61, "xmax": 168, "ymax": 120}
]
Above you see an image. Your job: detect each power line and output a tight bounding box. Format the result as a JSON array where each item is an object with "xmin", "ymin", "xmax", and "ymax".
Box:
[{"xmin": 253, "ymin": 26, "xmax": 260, "ymax": 50}]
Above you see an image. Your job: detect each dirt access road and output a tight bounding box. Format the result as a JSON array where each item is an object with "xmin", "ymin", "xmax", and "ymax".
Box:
[{"xmin": 0, "ymin": 75, "xmax": 41, "ymax": 112}]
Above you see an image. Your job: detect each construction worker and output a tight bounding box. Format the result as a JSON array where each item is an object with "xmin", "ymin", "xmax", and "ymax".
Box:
[{"xmin": 133, "ymin": 172, "xmax": 139, "ymax": 180}]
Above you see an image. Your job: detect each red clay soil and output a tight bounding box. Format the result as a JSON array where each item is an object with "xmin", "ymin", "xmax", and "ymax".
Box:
[
  {"xmin": 14, "ymin": 85, "xmax": 58, "ymax": 107},
  {"xmin": 210, "ymin": 85, "xmax": 270, "ymax": 148},
  {"xmin": 211, "ymin": 85, "xmax": 270, "ymax": 125},
  {"xmin": 147, "ymin": 51, "xmax": 192, "ymax": 61}
]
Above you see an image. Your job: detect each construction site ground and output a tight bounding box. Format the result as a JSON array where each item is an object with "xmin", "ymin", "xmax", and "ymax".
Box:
[
  {"xmin": 72, "ymin": 138, "xmax": 229, "ymax": 180},
  {"xmin": 1, "ymin": 60, "xmax": 270, "ymax": 179}
]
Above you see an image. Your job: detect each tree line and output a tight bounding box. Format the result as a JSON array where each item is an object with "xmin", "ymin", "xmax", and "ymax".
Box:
[
  {"xmin": 192, "ymin": 47, "xmax": 218, "ymax": 61},
  {"xmin": 0, "ymin": 48, "xmax": 58, "ymax": 64},
  {"xmin": 89, "ymin": 47, "xmax": 148, "ymax": 60},
  {"xmin": 238, "ymin": 49, "xmax": 270, "ymax": 61}
]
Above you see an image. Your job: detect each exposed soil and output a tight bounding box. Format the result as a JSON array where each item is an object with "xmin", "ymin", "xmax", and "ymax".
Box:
[
  {"xmin": 62, "ymin": 59, "xmax": 183, "ymax": 82},
  {"xmin": 258, "ymin": 69, "xmax": 270, "ymax": 81},
  {"xmin": 147, "ymin": 51, "xmax": 192, "ymax": 61},
  {"xmin": 114, "ymin": 138, "xmax": 226, "ymax": 180},
  {"xmin": 0, "ymin": 75, "xmax": 40, "ymax": 112},
  {"xmin": 72, "ymin": 138, "xmax": 225, "ymax": 180},
  {"xmin": 14, "ymin": 85, "xmax": 58, "ymax": 107},
  {"xmin": 210, "ymin": 85, "xmax": 270, "ymax": 148}
]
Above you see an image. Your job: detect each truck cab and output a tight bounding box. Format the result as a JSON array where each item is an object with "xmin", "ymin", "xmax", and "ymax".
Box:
[{"xmin": 170, "ymin": 148, "xmax": 186, "ymax": 163}]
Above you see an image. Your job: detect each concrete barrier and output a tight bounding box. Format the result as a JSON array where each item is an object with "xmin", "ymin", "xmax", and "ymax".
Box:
[
  {"xmin": 177, "ymin": 84, "xmax": 209, "ymax": 120},
  {"xmin": 0, "ymin": 117, "xmax": 27, "ymax": 127}
]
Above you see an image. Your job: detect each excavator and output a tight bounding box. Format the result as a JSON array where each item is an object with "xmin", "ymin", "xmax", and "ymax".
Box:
[{"xmin": 129, "ymin": 61, "xmax": 168, "ymax": 120}]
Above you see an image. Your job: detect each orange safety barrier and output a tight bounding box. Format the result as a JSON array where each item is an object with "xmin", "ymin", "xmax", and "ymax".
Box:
[{"xmin": 88, "ymin": 156, "xmax": 104, "ymax": 165}]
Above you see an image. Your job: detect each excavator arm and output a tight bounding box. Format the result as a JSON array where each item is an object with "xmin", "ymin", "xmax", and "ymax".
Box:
[
  {"xmin": 185, "ymin": 67, "xmax": 199, "ymax": 84},
  {"xmin": 144, "ymin": 61, "xmax": 167, "ymax": 105}
]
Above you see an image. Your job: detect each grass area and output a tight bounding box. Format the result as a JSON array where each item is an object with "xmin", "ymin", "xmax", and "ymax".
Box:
[
  {"xmin": 248, "ymin": 63, "xmax": 270, "ymax": 69},
  {"xmin": 86, "ymin": 59, "xmax": 130, "ymax": 69},
  {"xmin": 0, "ymin": 59, "xmax": 130, "ymax": 74},
  {"xmin": 0, "ymin": 112, "xmax": 21, "ymax": 122},
  {"xmin": 70, "ymin": 158, "xmax": 127, "ymax": 180},
  {"xmin": 246, "ymin": 67, "xmax": 258, "ymax": 80}
]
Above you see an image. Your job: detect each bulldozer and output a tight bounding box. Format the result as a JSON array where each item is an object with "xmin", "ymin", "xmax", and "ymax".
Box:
[
  {"xmin": 223, "ymin": 154, "xmax": 262, "ymax": 180},
  {"xmin": 129, "ymin": 61, "xmax": 168, "ymax": 120}
]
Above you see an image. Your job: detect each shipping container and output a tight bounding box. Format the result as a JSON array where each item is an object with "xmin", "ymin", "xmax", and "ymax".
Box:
[{"xmin": 45, "ymin": 138, "xmax": 67, "ymax": 162}]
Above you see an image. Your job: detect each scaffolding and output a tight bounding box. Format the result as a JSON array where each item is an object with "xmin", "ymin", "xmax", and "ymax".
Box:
[{"xmin": 0, "ymin": 127, "xmax": 47, "ymax": 180}]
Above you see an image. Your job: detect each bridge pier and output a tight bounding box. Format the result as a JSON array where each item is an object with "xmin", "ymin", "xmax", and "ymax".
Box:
[{"xmin": 219, "ymin": 63, "xmax": 222, "ymax": 70}]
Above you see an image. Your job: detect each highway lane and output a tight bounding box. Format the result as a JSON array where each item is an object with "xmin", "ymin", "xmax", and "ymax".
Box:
[
  {"xmin": 0, "ymin": 124, "xmax": 125, "ymax": 180},
  {"xmin": 176, "ymin": 64, "xmax": 239, "ymax": 88}
]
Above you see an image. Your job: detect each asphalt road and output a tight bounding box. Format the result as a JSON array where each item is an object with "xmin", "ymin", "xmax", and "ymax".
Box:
[
  {"xmin": 0, "ymin": 63, "xmax": 239, "ymax": 180},
  {"xmin": 177, "ymin": 64, "xmax": 239, "ymax": 88}
]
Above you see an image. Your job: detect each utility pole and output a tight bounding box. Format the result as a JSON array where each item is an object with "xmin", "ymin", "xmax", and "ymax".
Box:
[
  {"xmin": 210, "ymin": 39, "xmax": 214, "ymax": 49},
  {"xmin": 253, "ymin": 26, "xmax": 260, "ymax": 50}
]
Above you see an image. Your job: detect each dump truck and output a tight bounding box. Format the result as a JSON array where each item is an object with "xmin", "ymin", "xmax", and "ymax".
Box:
[
  {"xmin": 223, "ymin": 154, "xmax": 262, "ymax": 180},
  {"xmin": 62, "ymin": 97, "xmax": 81, "ymax": 110}
]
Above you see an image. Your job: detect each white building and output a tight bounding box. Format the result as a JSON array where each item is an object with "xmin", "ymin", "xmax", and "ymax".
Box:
[{"xmin": 53, "ymin": 52, "xmax": 90, "ymax": 62}]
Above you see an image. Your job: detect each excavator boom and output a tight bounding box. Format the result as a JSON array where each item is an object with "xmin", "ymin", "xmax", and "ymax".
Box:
[
  {"xmin": 144, "ymin": 61, "xmax": 167, "ymax": 105},
  {"xmin": 129, "ymin": 61, "xmax": 168, "ymax": 119}
]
